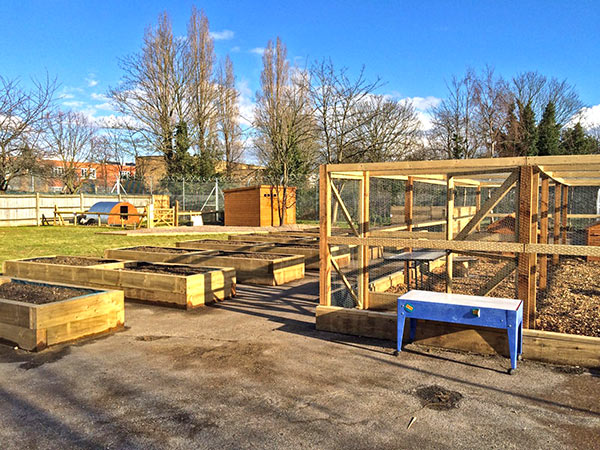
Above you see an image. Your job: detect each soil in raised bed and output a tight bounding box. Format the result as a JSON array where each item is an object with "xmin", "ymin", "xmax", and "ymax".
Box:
[
  {"xmin": 26, "ymin": 256, "xmax": 119, "ymax": 266},
  {"xmin": 0, "ymin": 281, "xmax": 92, "ymax": 304},
  {"xmin": 129, "ymin": 246, "xmax": 198, "ymax": 253},
  {"xmin": 119, "ymin": 262, "xmax": 213, "ymax": 276}
]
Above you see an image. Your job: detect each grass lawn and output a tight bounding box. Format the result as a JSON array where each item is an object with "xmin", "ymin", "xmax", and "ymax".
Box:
[{"xmin": 0, "ymin": 226, "xmax": 227, "ymax": 271}]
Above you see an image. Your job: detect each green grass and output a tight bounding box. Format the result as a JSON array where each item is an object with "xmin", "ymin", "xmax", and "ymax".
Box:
[{"xmin": 0, "ymin": 226, "xmax": 227, "ymax": 270}]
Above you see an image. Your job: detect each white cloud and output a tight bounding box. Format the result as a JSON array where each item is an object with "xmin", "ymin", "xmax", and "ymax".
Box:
[
  {"xmin": 90, "ymin": 92, "xmax": 109, "ymax": 101},
  {"xmin": 230, "ymin": 46, "xmax": 241, "ymax": 53},
  {"xmin": 406, "ymin": 96, "xmax": 441, "ymax": 111},
  {"xmin": 210, "ymin": 29, "xmax": 234, "ymax": 40},
  {"xmin": 95, "ymin": 102, "xmax": 115, "ymax": 111},
  {"xmin": 236, "ymin": 79, "xmax": 255, "ymax": 128},
  {"xmin": 249, "ymin": 47, "xmax": 265, "ymax": 55},
  {"xmin": 575, "ymin": 104, "xmax": 600, "ymax": 129},
  {"xmin": 86, "ymin": 74, "xmax": 99, "ymax": 87},
  {"xmin": 62, "ymin": 100, "xmax": 85, "ymax": 108},
  {"xmin": 59, "ymin": 93, "xmax": 75, "ymax": 99}
]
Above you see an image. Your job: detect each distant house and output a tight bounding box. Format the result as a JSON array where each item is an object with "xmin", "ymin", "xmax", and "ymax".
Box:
[{"xmin": 8, "ymin": 160, "xmax": 136, "ymax": 193}]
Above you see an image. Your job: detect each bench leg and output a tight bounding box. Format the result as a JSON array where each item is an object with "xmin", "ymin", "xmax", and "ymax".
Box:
[
  {"xmin": 507, "ymin": 324, "xmax": 519, "ymax": 373},
  {"xmin": 409, "ymin": 318, "xmax": 417, "ymax": 343},
  {"xmin": 395, "ymin": 312, "xmax": 406, "ymax": 355}
]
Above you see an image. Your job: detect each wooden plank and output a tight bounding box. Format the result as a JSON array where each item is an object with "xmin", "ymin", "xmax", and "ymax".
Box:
[
  {"xmin": 553, "ymin": 184, "xmax": 562, "ymax": 264},
  {"xmin": 454, "ymin": 170, "xmax": 518, "ymax": 240},
  {"xmin": 404, "ymin": 176, "xmax": 414, "ymax": 287},
  {"xmin": 319, "ymin": 165, "xmax": 332, "ymax": 306},
  {"xmin": 359, "ymin": 171, "xmax": 370, "ymax": 309},
  {"xmin": 561, "ymin": 185, "xmax": 568, "ymax": 245},
  {"xmin": 517, "ymin": 166, "xmax": 536, "ymax": 329},
  {"xmin": 477, "ymin": 261, "xmax": 516, "ymax": 296},
  {"xmin": 446, "ymin": 177, "xmax": 454, "ymax": 293},
  {"xmin": 330, "ymin": 179, "xmax": 359, "ymax": 237},
  {"xmin": 539, "ymin": 177, "xmax": 550, "ymax": 290}
]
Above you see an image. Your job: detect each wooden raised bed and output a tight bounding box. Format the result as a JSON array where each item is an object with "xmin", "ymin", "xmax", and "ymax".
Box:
[
  {"xmin": 176, "ymin": 239, "xmax": 351, "ymax": 270},
  {"xmin": 229, "ymin": 234, "xmax": 316, "ymax": 244},
  {"xmin": 0, "ymin": 277, "xmax": 124, "ymax": 351},
  {"xmin": 104, "ymin": 246, "xmax": 304, "ymax": 286},
  {"xmin": 2, "ymin": 258, "xmax": 235, "ymax": 308},
  {"xmin": 2, "ymin": 256, "xmax": 123, "ymax": 284}
]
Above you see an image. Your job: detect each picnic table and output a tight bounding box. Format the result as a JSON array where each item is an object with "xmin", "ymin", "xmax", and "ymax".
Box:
[{"xmin": 384, "ymin": 250, "xmax": 446, "ymax": 289}]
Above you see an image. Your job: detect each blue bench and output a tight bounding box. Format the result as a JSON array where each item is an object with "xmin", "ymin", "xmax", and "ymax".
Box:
[{"xmin": 395, "ymin": 290, "xmax": 523, "ymax": 374}]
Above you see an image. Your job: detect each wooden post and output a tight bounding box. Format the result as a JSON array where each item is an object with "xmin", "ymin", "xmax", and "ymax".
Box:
[
  {"xmin": 517, "ymin": 166, "xmax": 537, "ymax": 329},
  {"xmin": 174, "ymin": 200, "xmax": 179, "ymax": 227},
  {"xmin": 446, "ymin": 177, "xmax": 454, "ymax": 293},
  {"xmin": 553, "ymin": 184, "xmax": 562, "ymax": 264},
  {"xmin": 539, "ymin": 176, "xmax": 550, "ymax": 290},
  {"xmin": 319, "ymin": 165, "xmax": 332, "ymax": 306},
  {"xmin": 475, "ymin": 185, "xmax": 481, "ymax": 231},
  {"xmin": 80, "ymin": 192, "xmax": 84, "ymax": 212},
  {"xmin": 561, "ymin": 185, "xmax": 568, "ymax": 245},
  {"xmin": 358, "ymin": 171, "xmax": 370, "ymax": 309},
  {"xmin": 404, "ymin": 176, "xmax": 414, "ymax": 287},
  {"xmin": 35, "ymin": 193, "xmax": 40, "ymax": 227}
]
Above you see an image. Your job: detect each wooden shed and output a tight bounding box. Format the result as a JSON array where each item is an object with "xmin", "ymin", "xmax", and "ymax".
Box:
[
  {"xmin": 224, "ymin": 185, "xmax": 296, "ymax": 227},
  {"xmin": 586, "ymin": 222, "xmax": 600, "ymax": 261}
]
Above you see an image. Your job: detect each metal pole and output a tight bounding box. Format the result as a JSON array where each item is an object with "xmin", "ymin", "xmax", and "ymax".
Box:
[{"xmin": 215, "ymin": 179, "xmax": 219, "ymax": 211}]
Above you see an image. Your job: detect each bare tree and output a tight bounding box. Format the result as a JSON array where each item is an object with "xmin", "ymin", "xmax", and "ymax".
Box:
[
  {"xmin": 309, "ymin": 59, "xmax": 384, "ymax": 164},
  {"xmin": 473, "ymin": 66, "xmax": 512, "ymax": 157},
  {"xmin": 352, "ymin": 95, "xmax": 422, "ymax": 162},
  {"xmin": 429, "ymin": 72, "xmax": 481, "ymax": 159},
  {"xmin": 110, "ymin": 12, "xmax": 186, "ymax": 161},
  {"xmin": 254, "ymin": 38, "xmax": 316, "ymax": 225},
  {"xmin": 45, "ymin": 110, "xmax": 96, "ymax": 194},
  {"xmin": 216, "ymin": 56, "xmax": 244, "ymax": 176},
  {"xmin": 0, "ymin": 74, "xmax": 56, "ymax": 191},
  {"xmin": 186, "ymin": 7, "xmax": 219, "ymax": 163},
  {"xmin": 512, "ymin": 71, "xmax": 583, "ymax": 126}
]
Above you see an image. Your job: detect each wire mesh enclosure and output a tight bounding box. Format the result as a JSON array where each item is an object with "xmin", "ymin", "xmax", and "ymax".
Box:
[{"xmin": 319, "ymin": 155, "xmax": 600, "ymax": 336}]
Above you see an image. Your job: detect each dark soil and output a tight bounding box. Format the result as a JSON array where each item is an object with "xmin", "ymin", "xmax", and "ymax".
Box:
[
  {"xmin": 26, "ymin": 256, "xmax": 119, "ymax": 266},
  {"xmin": 0, "ymin": 281, "xmax": 93, "ymax": 304},
  {"xmin": 211, "ymin": 251, "xmax": 289, "ymax": 260},
  {"xmin": 119, "ymin": 262, "xmax": 212, "ymax": 276},
  {"xmin": 129, "ymin": 246, "xmax": 198, "ymax": 253},
  {"xmin": 415, "ymin": 385, "xmax": 463, "ymax": 410}
]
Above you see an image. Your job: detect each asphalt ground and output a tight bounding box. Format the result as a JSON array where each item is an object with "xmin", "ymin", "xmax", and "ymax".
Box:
[{"xmin": 0, "ymin": 273, "xmax": 598, "ymax": 449}]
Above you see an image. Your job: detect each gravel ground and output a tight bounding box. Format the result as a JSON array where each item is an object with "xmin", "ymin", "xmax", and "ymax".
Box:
[{"xmin": 0, "ymin": 275, "xmax": 598, "ymax": 449}]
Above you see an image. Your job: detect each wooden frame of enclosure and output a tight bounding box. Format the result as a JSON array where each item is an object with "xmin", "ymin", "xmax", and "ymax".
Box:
[{"xmin": 319, "ymin": 155, "xmax": 600, "ymax": 329}]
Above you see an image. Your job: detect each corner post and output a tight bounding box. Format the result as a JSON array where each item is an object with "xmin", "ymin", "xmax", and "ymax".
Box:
[
  {"xmin": 539, "ymin": 176, "xmax": 550, "ymax": 290},
  {"xmin": 446, "ymin": 176, "xmax": 454, "ymax": 293},
  {"xmin": 358, "ymin": 171, "xmax": 370, "ymax": 309},
  {"xmin": 319, "ymin": 165, "xmax": 332, "ymax": 306},
  {"xmin": 517, "ymin": 166, "xmax": 537, "ymax": 329}
]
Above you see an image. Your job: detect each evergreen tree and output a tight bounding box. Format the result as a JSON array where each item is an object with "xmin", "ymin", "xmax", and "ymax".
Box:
[
  {"xmin": 537, "ymin": 101, "xmax": 561, "ymax": 156},
  {"xmin": 561, "ymin": 122, "xmax": 596, "ymax": 155},
  {"xmin": 518, "ymin": 101, "xmax": 538, "ymax": 156},
  {"xmin": 497, "ymin": 102, "xmax": 520, "ymax": 157}
]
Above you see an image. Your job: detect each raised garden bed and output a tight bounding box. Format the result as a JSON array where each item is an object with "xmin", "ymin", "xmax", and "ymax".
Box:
[
  {"xmin": 2, "ymin": 256, "xmax": 124, "ymax": 285},
  {"xmin": 2, "ymin": 258, "xmax": 235, "ymax": 309},
  {"xmin": 104, "ymin": 246, "xmax": 304, "ymax": 286},
  {"xmin": 229, "ymin": 234, "xmax": 317, "ymax": 244},
  {"xmin": 176, "ymin": 239, "xmax": 351, "ymax": 270},
  {"xmin": 0, "ymin": 277, "xmax": 123, "ymax": 351}
]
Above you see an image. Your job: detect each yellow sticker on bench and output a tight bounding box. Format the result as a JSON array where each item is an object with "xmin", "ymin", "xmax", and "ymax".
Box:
[{"xmin": 404, "ymin": 303, "xmax": 414, "ymax": 312}]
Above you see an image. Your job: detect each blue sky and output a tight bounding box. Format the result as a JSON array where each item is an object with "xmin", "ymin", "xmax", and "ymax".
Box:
[{"xmin": 1, "ymin": 0, "xmax": 599, "ymax": 128}]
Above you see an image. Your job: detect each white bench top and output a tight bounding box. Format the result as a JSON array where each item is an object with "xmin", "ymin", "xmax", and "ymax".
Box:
[{"xmin": 399, "ymin": 290, "xmax": 522, "ymax": 311}]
